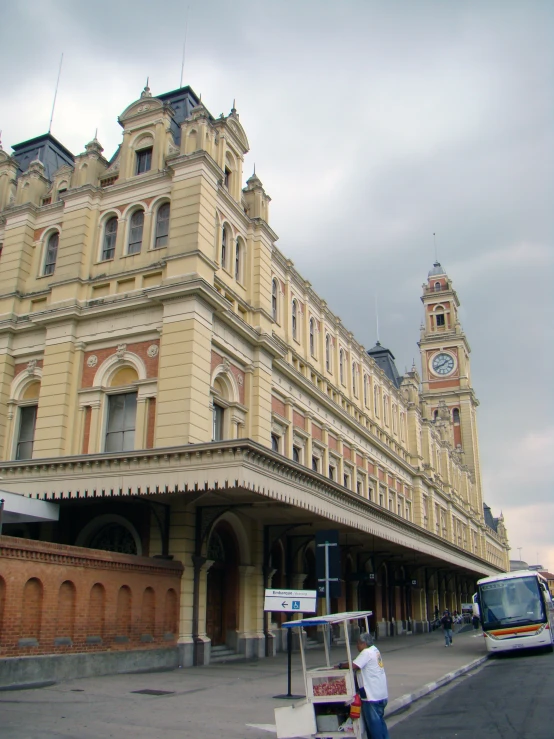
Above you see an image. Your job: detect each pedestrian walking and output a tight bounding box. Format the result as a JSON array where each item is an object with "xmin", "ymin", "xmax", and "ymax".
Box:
[
  {"xmin": 441, "ymin": 609, "xmax": 454, "ymax": 646},
  {"xmin": 336, "ymin": 632, "xmax": 390, "ymax": 739}
]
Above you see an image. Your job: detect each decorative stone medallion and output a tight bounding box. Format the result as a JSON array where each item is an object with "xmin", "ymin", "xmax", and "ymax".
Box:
[
  {"xmin": 87, "ymin": 355, "xmax": 98, "ymax": 368},
  {"xmin": 147, "ymin": 344, "xmax": 159, "ymax": 358}
]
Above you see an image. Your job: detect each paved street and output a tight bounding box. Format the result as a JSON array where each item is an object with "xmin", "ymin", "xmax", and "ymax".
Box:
[
  {"xmin": 0, "ymin": 627, "xmax": 486, "ymax": 738},
  {"xmin": 391, "ymin": 648, "xmax": 554, "ymax": 739}
]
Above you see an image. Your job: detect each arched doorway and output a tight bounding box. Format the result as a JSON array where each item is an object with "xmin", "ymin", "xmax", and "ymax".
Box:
[{"xmin": 206, "ymin": 523, "xmax": 239, "ymax": 647}]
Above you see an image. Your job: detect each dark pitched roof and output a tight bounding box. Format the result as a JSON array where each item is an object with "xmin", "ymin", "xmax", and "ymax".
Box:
[
  {"xmin": 483, "ymin": 503, "xmax": 498, "ymax": 532},
  {"xmin": 11, "ymin": 133, "xmax": 74, "ymax": 181},
  {"xmin": 367, "ymin": 342, "xmax": 402, "ymax": 388}
]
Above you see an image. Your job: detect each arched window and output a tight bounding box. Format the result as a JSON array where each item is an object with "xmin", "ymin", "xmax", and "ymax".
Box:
[
  {"xmin": 339, "ymin": 350, "xmax": 344, "ymax": 385},
  {"xmin": 235, "ymin": 238, "xmax": 242, "ymax": 281},
  {"xmin": 352, "ymin": 362, "xmax": 357, "ymax": 395},
  {"xmin": 309, "ymin": 318, "xmax": 315, "ymax": 356},
  {"xmin": 213, "ymin": 403, "xmax": 224, "ymax": 441},
  {"xmin": 272, "ymin": 279, "xmax": 278, "ymax": 321},
  {"xmin": 363, "ymin": 374, "xmax": 369, "ymax": 407},
  {"xmin": 128, "ymin": 210, "xmax": 144, "ymax": 254},
  {"xmin": 105, "ymin": 392, "xmax": 137, "ymax": 452},
  {"xmin": 16, "ymin": 405, "xmax": 37, "ymax": 460},
  {"xmin": 434, "ymin": 281, "xmax": 441, "ymax": 292},
  {"xmin": 453, "ymin": 408, "xmax": 460, "ymax": 424},
  {"xmin": 221, "ymin": 225, "xmax": 228, "ymax": 268},
  {"xmin": 136, "ymin": 146, "xmax": 152, "ymax": 175},
  {"xmin": 154, "ymin": 203, "xmax": 170, "ymax": 248},
  {"xmin": 383, "ymin": 396, "xmax": 388, "ymax": 425},
  {"xmin": 292, "ymin": 299, "xmax": 298, "ymax": 340},
  {"xmin": 374, "ymin": 385, "xmax": 379, "ymax": 416},
  {"xmin": 433, "ymin": 409, "xmax": 439, "ymax": 421},
  {"xmin": 325, "ymin": 334, "xmax": 331, "ymax": 372},
  {"xmin": 102, "ymin": 217, "xmax": 117, "ymax": 260},
  {"xmin": 43, "ymin": 232, "xmax": 59, "ymax": 275}
]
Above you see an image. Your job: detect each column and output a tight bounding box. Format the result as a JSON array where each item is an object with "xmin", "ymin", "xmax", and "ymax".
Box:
[
  {"xmin": 237, "ymin": 565, "xmax": 264, "ymax": 658},
  {"xmin": 155, "ymin": 296, "xmax": 214, "ymax": 446},
  {"xmin": 33, "ymin": 321, "xmax": 81, "ymax": 458}
]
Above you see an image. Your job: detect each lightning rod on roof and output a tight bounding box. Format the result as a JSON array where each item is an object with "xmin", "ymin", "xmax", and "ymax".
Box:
[
  {"xmin": 433, "ymin": 232, "xmax": 438, "ymax": 263},
  {"xmin": 48, "ymin": 53, "xmax": 64, "ymax": 134},
  {"xmin": 375, "ymin": 294, "xmax": 380, "ymax": 344},
  {"xmin": 179, "ymin": 5, "xmax": 191, "ymax": 88}
]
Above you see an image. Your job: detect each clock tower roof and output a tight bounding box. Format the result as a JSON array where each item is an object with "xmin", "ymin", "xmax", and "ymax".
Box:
[{"xmin": 428, "ymin": 261, "xmax": 446, "ymax": 277}]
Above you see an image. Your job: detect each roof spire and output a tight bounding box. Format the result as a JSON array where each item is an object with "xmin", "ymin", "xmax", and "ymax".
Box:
[
  {"xmin": 141, "ymin": 78, "xmax": 152, "ymax": 98},
  {"xmin": 253, "ymin": 162, "xmax": 256, "ymax": 175}
]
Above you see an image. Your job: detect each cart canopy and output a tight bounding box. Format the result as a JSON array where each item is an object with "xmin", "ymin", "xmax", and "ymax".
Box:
[{"xmin": 281, "ymin": 610, "xmax": 373, "ymax": 628}]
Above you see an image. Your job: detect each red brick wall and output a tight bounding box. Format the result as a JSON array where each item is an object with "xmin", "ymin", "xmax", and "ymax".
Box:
[
  {"xmin": 328, "ymin": 434, "xmax": 337, "ymax": 451},
  {"xmin": 82, "ymin": 406, "xmax": 92, "ymax": 454},
  {"xmin": 0, "ymin": 536, "xmax": 182, "ymax": 658},
  {"xmin": 293, "ymin": 411, "xmax": 305, "ymax": 430},
  {"xmin": 312, "ymin": 423, "xmax": 322, "ymax": 442},
  {"xmin": 14, "ymin": 360, "xmax": 44, "ymax": 377},
  {"xmin": 272, "ymin": 396, "xmax": 286, "ymax": 418},
  {"xmin": 146, "ymin": 398, "xmax": 156, "ymax": 449},
  {"xmin": 343, "ymin": 444, "xmax": 351, "ymax": 461},
  {"xmin": 82, "ymin": 340, "xmax": 160, "ymax": 388}
]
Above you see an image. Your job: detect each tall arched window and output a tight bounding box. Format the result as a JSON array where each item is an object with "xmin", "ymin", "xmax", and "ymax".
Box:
[
  {"xmin": 128, "ymin": 210, "xmax": 144, "ymax": 254},
  {"xmin": 325, "ymin": 334, "xmax": 331, "ymax": 372},
  {"xmin": 309, "ymin": 318, "xmax": 315, "ymax": 356},
  {"xmin": 339, "ymin": 350, "xmax": 344, "ymax": 385},
  {"xmin": 105, "ymin": 392, "xmax": 137, "ymax": 452},
  {"xmin": 374, "ymin": 385, "xmax": 379, "ymax": 416},
  {"xmin": 453, "ymin": 408, "xmax": 460, "ymax": 424},
  {"xmin": 352, "ymin": 362, "xmax": 357, "ymax": 395},
  {"xmin": 43, "ymin": 232, "xmax": 59, "ymax": 275},
  {"xmin": 434, "ymin": 281, "xmax": 441, "ymax": 291},
  {"xmin": 154, "ymin": 203, "xmax": 170, "ymax": 248},
  {"xmin": 272, "ymin": 278, "xmax": 278, "ymax": 321},
  {"xmin": 292, "ymin": 299, "xmax": 298, "ymax": 340},
  {"xmin": 221, "ymin": 225, "xmax": 227, "ymax": 268},
  {"xmin": 363, "ymin": 374, "xmax": 369, "ymax": 407},
  {"xmin": 235, "ymin": 238, "xmax": 241, "ymax": 281},
  {"xmin": 102, "ymin": 217, "xmax": 117, "ymax": 260}
]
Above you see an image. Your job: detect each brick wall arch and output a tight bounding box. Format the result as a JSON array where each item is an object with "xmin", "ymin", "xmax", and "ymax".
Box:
[{"xmin": 21, "ymin": 578, "xmax": 43, "ymax": 642}]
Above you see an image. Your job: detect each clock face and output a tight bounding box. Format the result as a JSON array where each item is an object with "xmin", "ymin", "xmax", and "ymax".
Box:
[{"xmin": 432, "ymin": 352, "xmax": 455, "ymax": 376}]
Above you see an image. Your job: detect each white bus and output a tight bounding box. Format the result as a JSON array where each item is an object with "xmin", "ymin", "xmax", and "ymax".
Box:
[{"xmin": 477, "ymin": 570, "xmax": 554, "ymax": 653}]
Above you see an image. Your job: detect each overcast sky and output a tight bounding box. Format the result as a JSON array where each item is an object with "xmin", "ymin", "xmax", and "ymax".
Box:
[{"xmin": 2, "ymin": 0, "xmax": 553, "ymax": 569}]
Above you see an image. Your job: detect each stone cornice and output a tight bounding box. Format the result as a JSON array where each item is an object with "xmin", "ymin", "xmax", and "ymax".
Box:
[{"xmin": 0, "ymin": 439, "xmax": 501, "ymax": 576}]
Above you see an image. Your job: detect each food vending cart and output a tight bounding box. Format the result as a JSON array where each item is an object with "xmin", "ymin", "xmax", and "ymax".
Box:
[{"xmin": 274, "ymin": 611, "xmax": 372, "ymax": 739}]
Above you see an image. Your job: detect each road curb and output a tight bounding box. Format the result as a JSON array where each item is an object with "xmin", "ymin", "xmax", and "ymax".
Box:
[{"xmin": 386, "ymin": 654, "xmax": 489, "ymax": 717}]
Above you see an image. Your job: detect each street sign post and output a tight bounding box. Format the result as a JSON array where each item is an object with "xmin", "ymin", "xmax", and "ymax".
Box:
[
  {"xmin": 263, "ymin": 589, "xmax": 317, "ymax": 614},
  {"xmin": 264, "ymin": 589, "xmax": 317, "ymax": 700}
]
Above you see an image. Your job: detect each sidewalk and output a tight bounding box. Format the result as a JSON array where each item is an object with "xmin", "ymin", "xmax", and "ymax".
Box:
[{"xmin": 0, "ymin": 627, "xmax": 487, "ymax": 739}]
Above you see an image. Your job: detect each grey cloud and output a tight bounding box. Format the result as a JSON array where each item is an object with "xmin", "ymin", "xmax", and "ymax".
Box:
[{"xmin": 1, "ymin": 0, "xmax": 553, "ymax": 565}]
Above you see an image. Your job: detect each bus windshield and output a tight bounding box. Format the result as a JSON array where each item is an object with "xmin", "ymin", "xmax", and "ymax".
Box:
[{"xmin": 479, "ymin": 576, "xmax": 545, "ymax": 629}]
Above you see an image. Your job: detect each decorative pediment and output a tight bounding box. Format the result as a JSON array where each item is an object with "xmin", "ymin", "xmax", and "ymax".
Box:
[
  {"xmin": 104, "ymin": 150, "xmax": 121, "ymax": 175},
  {"xmin": 119, "ymin": 96, "xmax": 165, "ymax": 124},
  {"xmin": 225, "ymin": 116, "xmax": 249, "ymax": 152},
  {"xmin": 52, "ymin": 163, "xmax": 74, "ymax": 180}
]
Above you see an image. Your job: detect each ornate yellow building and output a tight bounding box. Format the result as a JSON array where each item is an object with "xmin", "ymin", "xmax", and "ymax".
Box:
[{"xmin": 0, "ymin": 83, "xmax": 508, "ymax": 668}]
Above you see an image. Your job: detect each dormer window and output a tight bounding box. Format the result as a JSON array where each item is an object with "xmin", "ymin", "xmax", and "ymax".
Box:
[
  {"xmin": 136, "ymin": 147, "xmax": 152, "ymax": 175},
  {"xmin": 56, "ymin": 188, "xmax": 67, "ymax": 201}
]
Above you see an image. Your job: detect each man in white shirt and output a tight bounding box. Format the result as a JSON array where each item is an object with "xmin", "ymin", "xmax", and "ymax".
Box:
[{"xmin": 338, "ymin": 632, "xmax": 389, "ymax": 739}]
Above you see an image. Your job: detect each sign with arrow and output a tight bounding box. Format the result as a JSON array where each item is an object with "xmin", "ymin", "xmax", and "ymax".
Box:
[{"xmin": 263, "ymin": 589, "xmax": 317, "ymax": 613}]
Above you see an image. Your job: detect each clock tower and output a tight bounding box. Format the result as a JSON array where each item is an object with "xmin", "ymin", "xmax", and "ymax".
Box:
[{"xmin": 419, "ymin": 262, "xmax": 483, "ymax": 515}]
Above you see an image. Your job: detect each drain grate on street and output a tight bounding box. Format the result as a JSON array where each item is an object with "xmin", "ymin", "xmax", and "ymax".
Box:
[{"xmin": 131, "ymin": 689, "xmax": 175, "ymax": 696}]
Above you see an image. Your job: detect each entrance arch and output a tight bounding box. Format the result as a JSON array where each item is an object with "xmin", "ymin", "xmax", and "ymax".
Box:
[{"xmin": 206, "ymin": 522, "xmax": 239, "ymax": 647}]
